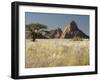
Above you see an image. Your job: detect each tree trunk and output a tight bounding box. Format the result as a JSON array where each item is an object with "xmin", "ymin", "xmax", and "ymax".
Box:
[{"xmin": 32, "ymin": 31, "xmax": 35, "ymax": 41}]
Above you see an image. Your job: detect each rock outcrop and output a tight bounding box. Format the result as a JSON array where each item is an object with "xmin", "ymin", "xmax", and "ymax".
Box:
[
  {"xmin": 25, "ymin": 21, "xmax": 89, "ymax": 39},
  {"xmin": 48, "ymin": 28, "xmax": 62, "ymax": 38},
  {"xmin": 60, "ymin": 21, "xmax": 89, "ymax": 38}
]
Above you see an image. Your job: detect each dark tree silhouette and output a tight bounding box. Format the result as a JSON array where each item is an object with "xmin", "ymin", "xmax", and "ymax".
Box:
[{"xmin": 26, "ymin": 23, "xmax": 48, "ymax": 41}]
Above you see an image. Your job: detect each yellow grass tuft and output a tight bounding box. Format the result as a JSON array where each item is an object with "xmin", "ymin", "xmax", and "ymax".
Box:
[{"xmin": 25, "ymin": 39, "xmax": 89, "ymax": 68}]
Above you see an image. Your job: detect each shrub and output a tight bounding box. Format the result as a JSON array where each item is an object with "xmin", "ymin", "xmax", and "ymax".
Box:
[{"xmin": 73, "ymin": 37, "xmax": 83, "ymax": 41}]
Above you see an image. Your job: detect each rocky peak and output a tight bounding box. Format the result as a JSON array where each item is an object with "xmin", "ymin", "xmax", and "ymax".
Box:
[
  {"xmin": 61, "ymin": 20, "xmax": 89, "ymax": 38},
  {"xmin": 63, "ymin": 21, "xmax": 78, "ymax": 33},
  {"xmin": 48, "ymin": 27, "xmax": 62, "ymax": 38},
  {"xmin": 69, "ymin": 21, "xmax": 78, "ymax": 31}
]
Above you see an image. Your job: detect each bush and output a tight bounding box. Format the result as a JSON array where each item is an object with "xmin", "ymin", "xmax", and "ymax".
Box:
[{"xmin": 73, "ymin": 37, "xmax": 83, "ymax": 41}]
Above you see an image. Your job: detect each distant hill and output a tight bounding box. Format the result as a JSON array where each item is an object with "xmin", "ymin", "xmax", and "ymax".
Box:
[
  {"xmin": 60, "ymin": 21, "xmax": 89, "ymax": 39},
  {"xmin": 25, "ymin": 21, "xmax": 89, "ymax": 39},
  {"xmin": 45, "ymin": 28, "xmax": 62, "ymax": 38}
]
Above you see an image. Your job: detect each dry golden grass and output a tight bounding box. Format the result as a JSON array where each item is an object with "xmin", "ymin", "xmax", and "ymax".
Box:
[{"xmin": 25, "ymin": 39, "xmax": 89, "ymax": 68}]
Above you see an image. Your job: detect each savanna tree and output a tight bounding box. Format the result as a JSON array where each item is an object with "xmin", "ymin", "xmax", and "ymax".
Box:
[{"xmin": 27, "ymin": 23, "xmax": 47, "ymax": 41}]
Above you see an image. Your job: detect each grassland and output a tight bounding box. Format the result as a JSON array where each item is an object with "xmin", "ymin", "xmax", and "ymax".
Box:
[{"xmin": 25, "ymin": 39, "xmax": 89, "ymax": 68}]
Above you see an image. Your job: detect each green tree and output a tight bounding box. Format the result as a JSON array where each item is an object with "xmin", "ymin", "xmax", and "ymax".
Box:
[{"xmin": 28, "ymin": 23, "xmax": 47, "ymax": 41}]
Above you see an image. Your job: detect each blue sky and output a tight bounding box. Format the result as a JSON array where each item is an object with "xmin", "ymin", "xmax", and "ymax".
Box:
[{"xmin": 25, "ymin": 12, "xmax": 89, "ymax": 35}]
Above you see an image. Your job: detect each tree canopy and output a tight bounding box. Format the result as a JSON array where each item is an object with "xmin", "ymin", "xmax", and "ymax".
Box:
[
  {"xmin": 29, "ymin": 23, "xmax": 47, "ymax": 32},
  {"xmin": 25, "ymin": 23, "xmax": 48, "ymax": 41}
]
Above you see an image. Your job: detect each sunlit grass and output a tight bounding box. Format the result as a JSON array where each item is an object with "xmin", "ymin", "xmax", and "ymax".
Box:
[{"xmin": 25, "ymin": 39, "xmax": 89, "ymax": 68}]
